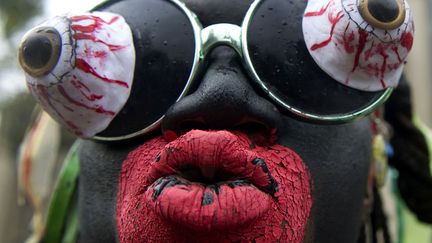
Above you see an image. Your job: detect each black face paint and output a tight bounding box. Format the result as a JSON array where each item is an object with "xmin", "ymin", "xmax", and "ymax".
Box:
[
  {"xmin": 151, "ymin": 175, "xmax": 191, "ymax": 201},
  {"xmin": 70, "ymin": 0, "xmax": 381, "ymax": 242},
  {"xmin": 95, "ymin": 0, "xmax": 196, "ymax": 138},
  {"xmin": 252, "ymin": 158, "xmax": 278, "ymax": 196},
  {"xmin": 201, "ymin": 192, "xmax": 214, "ymax": 206}
]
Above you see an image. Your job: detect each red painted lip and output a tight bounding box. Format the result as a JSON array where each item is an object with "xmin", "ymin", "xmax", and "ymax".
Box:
[
  {"xmin": 117, "ymin": 130, "xmax": 312, "ymax": 242},
  {"xmin": 149, "ymin": 130, "xmax": 278, "ymax": 195},
  {"xmin": 146, "ymin": 130, "xmax": 278, "ymax": 230}
]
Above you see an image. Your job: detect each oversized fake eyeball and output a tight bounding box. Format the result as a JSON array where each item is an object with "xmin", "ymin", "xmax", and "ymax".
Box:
[
  {"xmin": 18, "ymin": 12, "xmax": 135, "ymax": 138},
  {"xmin": 303, "ymin": 0, "xmax": 414, "ymax": 91}
]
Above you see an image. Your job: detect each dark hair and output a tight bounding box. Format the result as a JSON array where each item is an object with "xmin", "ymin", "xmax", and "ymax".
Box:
[
  {"xmin": 358, "ymin": 75, "xmax": 432, "ymax": 243},
  {"xmin": 384, "ymin": 75, "xmax": 432, "ymax": 224}
]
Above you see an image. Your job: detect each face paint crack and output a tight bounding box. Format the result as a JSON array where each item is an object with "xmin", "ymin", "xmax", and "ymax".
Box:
[
  {"xmin": 118, "ymin": 130, "xmax": 312, "ymax": 239},
  {"xmin": 148, "ymin": 131, "xmax": 280, "ymax": 203},
  {"xmin": 251, "ymin": 158, "xmax": 279, "ymax": 196}
]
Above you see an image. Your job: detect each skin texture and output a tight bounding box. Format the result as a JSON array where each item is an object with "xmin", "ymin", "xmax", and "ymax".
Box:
[{"xmin": 77, "ymin": 0, "xmax": 372, "ymax": 242}]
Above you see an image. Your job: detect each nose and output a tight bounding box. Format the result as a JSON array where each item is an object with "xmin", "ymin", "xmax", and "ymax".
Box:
[{"xmin": 161, "ymin": 46, "xmax": 282, "ymax": 142}]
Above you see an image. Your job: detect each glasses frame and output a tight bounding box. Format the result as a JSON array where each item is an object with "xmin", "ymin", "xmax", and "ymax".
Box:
[{"xmin": 95, "ymin": 0, "xmax": 393, "ymax": 141}]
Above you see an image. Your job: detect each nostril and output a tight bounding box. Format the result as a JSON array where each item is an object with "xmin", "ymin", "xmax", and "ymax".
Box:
[
  {"xmin": 163, "ymin": 120, "xmax": 209, "ymax": 142},
  {"xmin": 233, "ymin": 122, "xmax": 277, "ymax": 146},
  {"xmin": 234, "ymin": 122, "xmax": 267, "ymax": 134},
  {"xmin": 162, "ymin": 120, "xmax": 276, "ymax": 145},
  {"xmin": 179, "ymin": 120, "xmax": 209, "ymax": 133}
]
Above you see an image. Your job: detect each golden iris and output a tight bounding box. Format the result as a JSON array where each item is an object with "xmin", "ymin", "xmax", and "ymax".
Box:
[
  {"xmin": 358, "ymin": 0, "xmax": 406, "ymax": 30},
  {"xmin": 18, "ymin": 27, "xmax": 62, "ymax": 77}
]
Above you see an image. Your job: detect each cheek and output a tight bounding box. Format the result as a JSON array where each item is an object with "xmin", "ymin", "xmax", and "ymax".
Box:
[
  {"xmin": 307, "ymin": 155, "xmax": 370, "ymax": 242},
  {"xmin": 279, "ymin": 120, "xmax": 372, "ymax": 242}
]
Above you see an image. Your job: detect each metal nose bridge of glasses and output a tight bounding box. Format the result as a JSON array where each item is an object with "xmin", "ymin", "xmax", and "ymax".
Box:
[
  {"xmin": 96, "ymin": 0, "xmax": 394, "ymax": 141},
  {"xmin": 15, "ymin": 0, "xmax": 398, "ymax": 142}
]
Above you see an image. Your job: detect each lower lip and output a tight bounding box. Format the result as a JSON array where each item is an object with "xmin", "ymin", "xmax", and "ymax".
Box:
[
  {"xmin": 117, "ymin": 130, "xmax": 312, "ymax": 242},
  {"xmin": 146, "ymin": 175, "xmax": 272, "ymax": 231}
]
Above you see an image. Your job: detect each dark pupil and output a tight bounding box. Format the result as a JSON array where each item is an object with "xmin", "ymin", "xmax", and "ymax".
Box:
[
  {"xmin": 23, "ymin": 34, "xmax": 52, "ymax": 69},
  {"xmin": 367, "ymin": 0, "xmax": 400, "ymax": 23}
]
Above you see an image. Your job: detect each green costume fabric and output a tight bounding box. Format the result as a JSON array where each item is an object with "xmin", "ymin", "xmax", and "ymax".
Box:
[{"xmin": 43, "ymin": 142, "xmax": 80, "ymax": 243}]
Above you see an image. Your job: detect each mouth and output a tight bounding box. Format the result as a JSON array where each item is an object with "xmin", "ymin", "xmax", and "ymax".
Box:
[
  {"xmin": 145, "ymin": 130, "xmax": 278, "ymax": 231},
  {"xmin": 117, "ymin": 129, "xmax": 312, "ymax": 242}
]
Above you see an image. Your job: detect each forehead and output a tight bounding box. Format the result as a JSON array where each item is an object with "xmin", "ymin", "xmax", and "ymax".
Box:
[{"xmin": 180, "ymin": 0, "xmax": 254, "ymax": 26}]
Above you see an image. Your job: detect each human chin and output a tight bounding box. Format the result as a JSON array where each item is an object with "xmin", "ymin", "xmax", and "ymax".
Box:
[{"xmin": 116, "ymin": 129, "xmax": 312, "ymax": 242}]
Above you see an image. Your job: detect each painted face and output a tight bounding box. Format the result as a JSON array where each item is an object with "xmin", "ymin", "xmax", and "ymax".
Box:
[{"xmin": 17, "ymin": 0, "xmax": 414, "ymax": 242}]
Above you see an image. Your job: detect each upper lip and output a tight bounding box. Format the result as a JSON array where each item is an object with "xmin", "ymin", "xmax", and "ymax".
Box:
[{"xmin": 148, "ymin": 129, "xmax": 278, "ymax": 196}]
